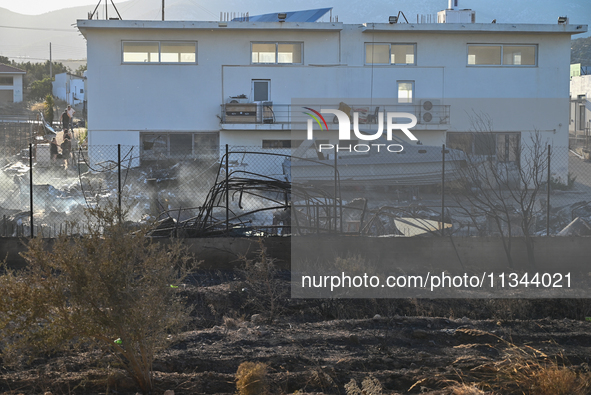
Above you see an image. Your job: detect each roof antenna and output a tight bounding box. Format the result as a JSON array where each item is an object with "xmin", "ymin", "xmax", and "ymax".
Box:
[{"xmin": 88, "ymin": 0, "xmax": 122, "ymax": 20}]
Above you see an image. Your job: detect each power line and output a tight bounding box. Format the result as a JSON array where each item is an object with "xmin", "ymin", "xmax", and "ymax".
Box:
[
  {"xmin": 0, "ymin": 25, "xmax": 77, "ymax": 32},
  {"xmin": 188, "ymin": 0, "xmax": 218, "ymax": 18}
]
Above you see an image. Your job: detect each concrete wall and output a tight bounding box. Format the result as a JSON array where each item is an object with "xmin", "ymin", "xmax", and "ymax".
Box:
[
  {"xmin": 53, "ymin": 73, "xmax": 86, "ymax": 106},
  {"xmin": 0, "ymin": 74, "xmax": 23, "ymax": 103}
]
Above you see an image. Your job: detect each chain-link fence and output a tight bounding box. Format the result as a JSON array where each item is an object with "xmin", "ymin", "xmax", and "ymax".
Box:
[
  {"xmin": 1, "ymin": 136, "xmax": 590, "ymax": 238},
  {"xmin": 0, "ymin": 116, "xmax": 37, "ymax": 160}
]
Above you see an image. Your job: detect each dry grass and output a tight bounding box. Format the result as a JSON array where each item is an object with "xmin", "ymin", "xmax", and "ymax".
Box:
[
  {"xmin": 344, "ymin": 377, "xmax": 383, "ymax": 395},
  {"xmin": 222, "ymin": 315, "xmax": 239, "ymax": 329},
  {"xmin": 29, "ymin": 101, "xmax": 45, "ymax": 112},
  {"xmin": 440, "ymin": 331, "xmax": 591, "ymax": 395},
  {"xmin": 235, "ymin": 362, "xmax": 269, "ymax": 395},
  {"xmin": 447, "ymin": 330, "xmax": 591, "ymax": 395},
  {"xmin": 499, "ymin": 358, "xmax": 591, "ymax": 395},
  {"xmin": 448, "ymin": 384, "xmax": 487, "ymax": 394}
]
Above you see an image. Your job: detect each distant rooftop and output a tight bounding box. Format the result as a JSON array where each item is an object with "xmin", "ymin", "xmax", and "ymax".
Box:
[
  {"xmin": 232, "ymin": 8, "xmax": 332, "ymax": 23},
  {"xmin": 0, "ymin": 64, "xmax": 26, "ymax": 74}
]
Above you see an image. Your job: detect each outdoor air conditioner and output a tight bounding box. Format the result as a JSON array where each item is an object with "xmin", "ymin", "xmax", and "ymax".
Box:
[
  {"xmin": 419, "ymin": 99, "xmax": 441, "ymax": 124},
  {"xmin": 225, "ymin": 96, "xmax": 249, "ymax": 104},
  {"xmin": 262, "ymin": 101, "xmax": 274, "ymax": 123}
]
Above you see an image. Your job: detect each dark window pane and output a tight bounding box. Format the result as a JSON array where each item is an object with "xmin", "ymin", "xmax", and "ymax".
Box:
[{"xmin": 169, "ymin": 134, "xmax": 192, "ymax": 156}]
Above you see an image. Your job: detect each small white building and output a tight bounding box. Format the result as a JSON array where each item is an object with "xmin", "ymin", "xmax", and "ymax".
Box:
[
  {"xmin": 570, "ymin": 64, "xmax": 591, "ymax": 142},
  {"xmin": 77, "ymin": 2, "xmax": 587, "ymax": 176},
  {"xmin": 0, "ymin": 64, "xmax": 25, "ymax": 104},
  {"xmin": 52, "ymin": 72, "xmax": 86, "ymax": 106}
]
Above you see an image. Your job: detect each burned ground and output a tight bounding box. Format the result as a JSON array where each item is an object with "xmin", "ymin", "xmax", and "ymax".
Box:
[{"xmin": 2, "ymin": 273, "xmax": 591, "ymax": 395}]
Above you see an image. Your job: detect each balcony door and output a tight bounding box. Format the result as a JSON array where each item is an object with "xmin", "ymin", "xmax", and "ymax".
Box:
[{"xmin": 252, "ymin": 79, "xmax": 271, "ymax": 102}]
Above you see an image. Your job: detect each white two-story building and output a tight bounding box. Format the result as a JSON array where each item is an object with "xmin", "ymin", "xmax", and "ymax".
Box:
[{"xmin": 77, "ymin": 1, "xmax": 587, "ymax": 175}]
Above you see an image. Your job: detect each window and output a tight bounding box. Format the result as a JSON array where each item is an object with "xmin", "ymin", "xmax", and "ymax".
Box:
[
  {"xmin": 447, "ymin": 132, "xmax": 520, "ymax": 163},
  {"xmin": 123, "ymin": 41, "xmax": 197, "ymax": 63},
  {"xmin": 123, "ymin": 42, "xmax": 159, "ymax": 62},
  {"xmin": 262, "ymin": 140, "xmax": 292, "ymax": 148},
  {"xmin": 141, "ymin": 133, "xmax": 192, "ymax": 157},
  {"xmin": 397, "ymin": 81, "xmax": 414, "ymax": 103},
  {"xmin": 161, "ymin": 42, "xmax": 196, "ymax": 63},
  {"xmin": 169, "ymin": 134, "xmax": 193, "ymax": 156},
  {"xmin": 80, "ymin": 88, "xmax": 84, "ymax": 94},
  {"xmin": 365, "ymin": 44, "xmax": 389, "ymax": 64},
  {"xmin": 263, "ymin": 140, "xmax": 330, "ymax": 149},
  {"xmin": 496, "ymin": 133, "xmax": 519, "ymax": 162},
  {"xmin": 141, "ymin": 132, "xmax": 218, "ymax": 159},
  {"xmin": 365, "ymin": 44, "xmax": 416, "ymax": 65},
  {"xmin": 0, "ymin": 77, "xmax": 13, "ymax": 85},
  {"xmin": 468, "ymin": 44, "xmax": 536, "ymax": 66},
  {"xmin": 141, "ymin": 134, "xmax": 168, "ymax": 157},
  {"xmin": 252, "ymin": 80, "xmax": 270, "ymax": 102},
  {"xmin": 252, "ymin": 42, "xmax": 302, "ymax": 64}
]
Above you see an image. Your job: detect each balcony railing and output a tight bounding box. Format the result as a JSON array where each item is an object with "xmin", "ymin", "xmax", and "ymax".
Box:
[{"xmin": 220, "ymin": 102, "xmax": 451, "ymax": 127}]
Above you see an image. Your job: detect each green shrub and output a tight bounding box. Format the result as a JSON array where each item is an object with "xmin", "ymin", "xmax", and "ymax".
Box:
[
  {"xmin": 43, "ymin": 93, "xmax": 54, "ymax": 125},
  {"xmin": 29, "ymin": 77, "xmax": 53, "ymax": 102}
]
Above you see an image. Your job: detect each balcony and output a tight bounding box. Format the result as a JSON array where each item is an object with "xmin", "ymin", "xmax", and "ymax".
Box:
[{"xmin": 220, "ymin": 102, "xmax": 451, "ymax": 131}]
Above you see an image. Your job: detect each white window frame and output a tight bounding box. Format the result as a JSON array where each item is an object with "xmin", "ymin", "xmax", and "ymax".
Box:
[
  {"xmin": 397, "ymin": 80, "xmax": 415, "ymax": 103},
  {"xmin": 365, "ymin": 43, "xmax": 417, "ymax": 66},
  {"xmin": 251, "ymin": 42, "xmax": 303, "ymax": 65},
  {"xmin": 467, "ymin": 44, "xmax": 537, "ymax": 67},
  {"xmin": 122, "ymin": 41, "xmax": 197, "ymax": 64},
  {"xmin": 251, "ymin": 79, "xmax": 271, "ymax": 102}
]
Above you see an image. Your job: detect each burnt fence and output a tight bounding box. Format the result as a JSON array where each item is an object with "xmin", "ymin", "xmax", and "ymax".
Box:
[{"xmin": 0, "ymin": 141, "xmax": 590, "ymax": 239}]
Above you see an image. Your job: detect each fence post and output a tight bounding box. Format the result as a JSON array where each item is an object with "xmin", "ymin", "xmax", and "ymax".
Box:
[
  {"xmin": 118, "ymin": 144, "xmax": 122, "ymax": 224},
  {"xmin": 546, "ymin": 144, "xmax": 551, "ymax": 236},
  {"xmin": 334, "ymin": 150, "xmax": 338, "ymax": 233},
  {"xmin": 441, "ymin": 144, "xmax": 446, "ymax": 237},
  {"xmin": 29, "ymin": 143, "xmax": 34, "ymax": 238},
  {"xmin": 225, "ymin": 144, "xmax": 229, "ymax": 233}
]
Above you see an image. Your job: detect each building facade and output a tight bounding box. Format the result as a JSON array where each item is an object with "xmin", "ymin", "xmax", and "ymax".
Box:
[
  {"xmin": 52, "ymin": 72, "xmax": 86, "ymax": 107},
  {"xmin": 0, "ymin": 64, "xmax": 25, "ymax": 104},
  {"xmin": 77, "ymin": 8, "xmax": 586, "ymax": 176}
]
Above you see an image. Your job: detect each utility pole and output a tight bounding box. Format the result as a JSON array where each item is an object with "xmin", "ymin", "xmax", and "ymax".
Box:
[
  {"xmin": 49, "ymin": 43, "xmax": 52, "ymax": 79},
  {"xmin": 162, "ymin": 0, "xmax": 165, "ymax": 21}
]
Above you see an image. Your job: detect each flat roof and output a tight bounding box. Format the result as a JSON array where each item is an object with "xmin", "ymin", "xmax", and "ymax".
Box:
[
  {"xmin": 361, "ymin": 23, "xmax": 588, "ymax": 35},
  {"xmin": 77, "ymin": 20, "xmax": 343, "ymax": 34},
  {"xmin": 77, "ymin": 20, "xmax": 588, "ymax": 36}
]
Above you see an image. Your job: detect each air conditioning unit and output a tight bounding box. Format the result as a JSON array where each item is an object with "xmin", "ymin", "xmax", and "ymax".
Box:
[
  {"xmin": 262, "ymin": 101, "xmax": 274, "ymax": 124},
  {"xmin": 419, "ymin": 99, "xmax": 441, "ymax": 124},
  {"xmin": 225, "ymin": 96, "xmax": 249, "ymax": 104}
]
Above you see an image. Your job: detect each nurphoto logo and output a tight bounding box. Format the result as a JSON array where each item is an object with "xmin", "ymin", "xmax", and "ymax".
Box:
[{"xmin": 302, "ymin": 107, "xmax": 418, "ymax": 153}]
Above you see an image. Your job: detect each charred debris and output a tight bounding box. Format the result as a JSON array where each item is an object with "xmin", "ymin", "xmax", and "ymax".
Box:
[{"xmin": 1, "ymin": 149, "xmax": 590, "ymax": 238}]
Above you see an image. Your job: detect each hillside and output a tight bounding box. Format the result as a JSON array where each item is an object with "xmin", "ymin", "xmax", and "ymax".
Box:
[{"xmin": 572, "ymin": 36, "xmax": 591, "ymax": 68}]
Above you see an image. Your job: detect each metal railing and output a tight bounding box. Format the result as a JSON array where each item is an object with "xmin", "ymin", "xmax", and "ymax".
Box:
[{"xmin": 220, "ymin": 102, "xmax": 451, "ymax": 127}]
